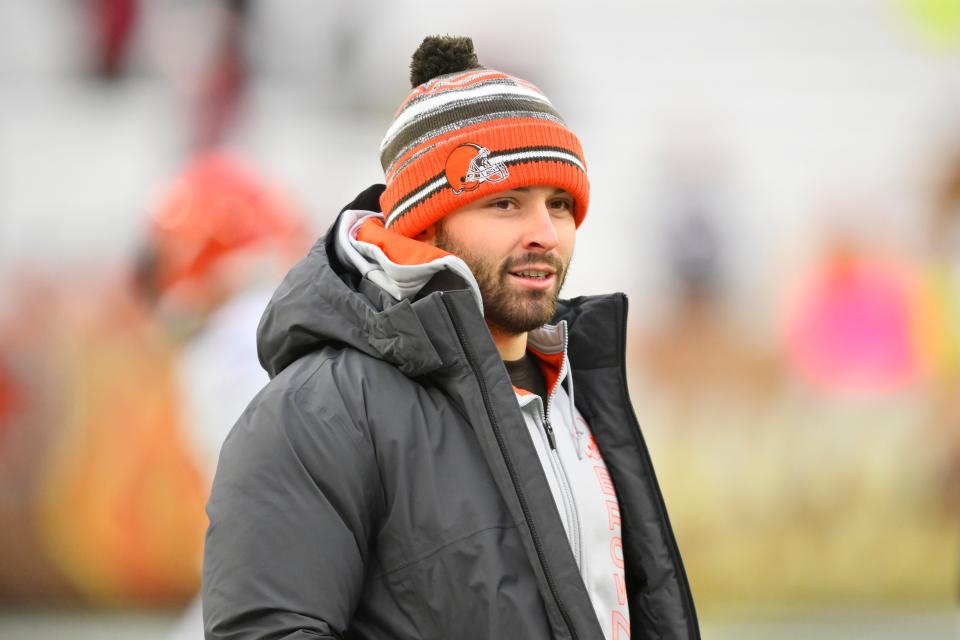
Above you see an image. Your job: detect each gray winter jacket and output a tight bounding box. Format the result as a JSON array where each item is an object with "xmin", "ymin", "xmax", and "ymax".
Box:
[{"xmin": 202, "ymin": 186, "xmax": 699, "ymax": 640}]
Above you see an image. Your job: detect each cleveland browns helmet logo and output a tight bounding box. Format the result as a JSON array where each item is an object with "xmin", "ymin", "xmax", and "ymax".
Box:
[{"xmin": 444, "ymin": 143, "xmax": 509, "ymax": 195}]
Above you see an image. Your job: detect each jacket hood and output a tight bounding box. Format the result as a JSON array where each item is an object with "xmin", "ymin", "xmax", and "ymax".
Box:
[{"xmin": 256, "ymin": 184, "xmax": 481, "ymax": 378}]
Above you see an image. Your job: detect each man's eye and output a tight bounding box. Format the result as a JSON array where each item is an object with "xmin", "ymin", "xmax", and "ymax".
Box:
[
  {"xmin": 491, "ymin": 199, "xmax": 514, "ymax": 210},
  {"xmin": 550, "ymin": 199, "xmax": 573, "ymax": 210}
]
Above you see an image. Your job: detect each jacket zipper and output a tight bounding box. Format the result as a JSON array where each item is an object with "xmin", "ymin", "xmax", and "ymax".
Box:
[
  {"xmin": 616, "ymin": 295, "xmax": 701, "ymax": 638},
  {"xmin": 441, "ymin": 294, "xmax": 578, "ymax": 640}
]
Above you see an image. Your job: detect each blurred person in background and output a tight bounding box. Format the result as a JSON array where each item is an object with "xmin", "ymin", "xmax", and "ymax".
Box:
[
  {"xmin": 0, "ymin": 1, "xmax": 288, "ymax": 613},
  {"xmin": 638, "ymin": 155, "xmax": 780, "ymax": 424},
  {"xmin": 202, "ymin": 35, "xmax": 699, "ymax": 640},
  {"xmin": 85, "ymin": 0, "xmax": 251, "ymax": 149},
  {"xmin": 87, "ymin": 0, "xmax": 138, "ymax": 80},
  {"xmin": 134, "ymin": 151, "xmax": 311, "ymax": 639}
]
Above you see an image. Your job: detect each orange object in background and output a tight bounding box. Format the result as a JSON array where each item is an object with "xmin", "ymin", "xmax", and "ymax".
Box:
[
  {"xmin": 33, "ymin": 287, "xmax": 208, "ymax": 606},
  {"xmin": 144, "ymin": 151, "xmax": 306, "ymax": 302}
]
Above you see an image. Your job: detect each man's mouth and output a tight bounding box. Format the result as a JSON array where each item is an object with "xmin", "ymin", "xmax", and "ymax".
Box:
[
  {"xmin": 511, "ymin": 270, "xmax": 552, "ymax": 279},
  {"xmin": 507, "ymin": 265, "xmax": 558, "ymax": 289}
]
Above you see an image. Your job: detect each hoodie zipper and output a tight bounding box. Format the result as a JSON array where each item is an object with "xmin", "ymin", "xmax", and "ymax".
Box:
[
  {"xmin": 536, "ymin": 327, "xmax": 583, "ymax": 570},
  {"xmin": 441, "ymin": 294, "xmax": 578, "ymax": 640},
  {"xmin": 537, "ymin": 400, "xmax": 583, "ymax": 570},
  {"xmin": 543, "ymin": 415, "xmax": 557, "ymax": 449}
]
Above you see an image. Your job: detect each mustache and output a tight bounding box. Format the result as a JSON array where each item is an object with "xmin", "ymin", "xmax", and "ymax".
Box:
[{"xmin": 501, "ymin": 252, "xmax": 565, "ymax": 274}]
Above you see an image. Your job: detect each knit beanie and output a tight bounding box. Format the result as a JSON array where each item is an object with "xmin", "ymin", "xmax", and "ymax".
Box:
[{"xmin": 379, "ymin": 36, "xmax": 590, "ymax": 238}]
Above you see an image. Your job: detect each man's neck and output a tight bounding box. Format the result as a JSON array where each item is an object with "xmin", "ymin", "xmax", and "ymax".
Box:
[{"xmin": 487, "ymin": 323, "xmax": 527, "ymax": 361}]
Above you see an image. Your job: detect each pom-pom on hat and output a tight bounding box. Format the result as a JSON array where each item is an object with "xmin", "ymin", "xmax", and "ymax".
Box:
[{"xmin": 379, "ymin": 35, "xmax": 589, "ymax": 238}]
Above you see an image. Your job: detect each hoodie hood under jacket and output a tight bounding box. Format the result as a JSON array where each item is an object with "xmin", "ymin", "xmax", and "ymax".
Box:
[{"xmin": 257, "ymin": 185, "xmax": 477, "ymax": 380}]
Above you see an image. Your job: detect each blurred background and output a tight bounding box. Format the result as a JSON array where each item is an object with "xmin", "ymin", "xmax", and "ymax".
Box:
[{"xmin": 1, "ymin": 0, "xmax": 958, "ymax": 638}]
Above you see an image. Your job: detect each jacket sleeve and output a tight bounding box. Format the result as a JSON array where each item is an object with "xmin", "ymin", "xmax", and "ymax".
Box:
[{"xmin": 202, "ymin": 366, "xmax": 382, "ymax": 640}]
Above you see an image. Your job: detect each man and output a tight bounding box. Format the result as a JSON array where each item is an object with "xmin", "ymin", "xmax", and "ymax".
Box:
[{"xmin": 203, "ymin": 36, "xmax": 699, "ymax": 640}]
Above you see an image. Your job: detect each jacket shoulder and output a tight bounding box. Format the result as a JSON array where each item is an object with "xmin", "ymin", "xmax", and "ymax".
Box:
[{"xmin": 239, "ymin": 345, "xmax": 422, "ymax": 443}]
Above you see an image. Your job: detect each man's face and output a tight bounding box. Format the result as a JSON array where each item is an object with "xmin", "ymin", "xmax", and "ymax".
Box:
[{"xmin": 426, "ymin": 185, "xmax": 577, "ymax": 335}]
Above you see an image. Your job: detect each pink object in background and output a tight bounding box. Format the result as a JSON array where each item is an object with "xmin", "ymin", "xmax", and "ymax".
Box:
[{"xmin": 785, "ymin": 249, "xmax": 922, "ymax": 394}]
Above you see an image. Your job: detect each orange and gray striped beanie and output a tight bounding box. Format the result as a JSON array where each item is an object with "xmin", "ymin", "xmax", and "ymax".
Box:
[{"xmin": 379, "ymin": 36, "xmax": 589, "ymax": 238}]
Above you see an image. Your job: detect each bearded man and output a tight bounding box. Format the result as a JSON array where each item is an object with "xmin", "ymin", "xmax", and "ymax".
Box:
[{"xmin": 202, "ymin": 36, "xmax": 699, "ymax": 640}]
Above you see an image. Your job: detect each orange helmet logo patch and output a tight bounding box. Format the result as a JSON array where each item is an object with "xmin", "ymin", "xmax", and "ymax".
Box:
[{"xmin": 444, "ymin": 143, "xmax": 509, "ymax": 195}]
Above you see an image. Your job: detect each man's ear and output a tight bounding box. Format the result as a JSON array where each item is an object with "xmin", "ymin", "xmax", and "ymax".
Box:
[{"xmin": 416, "ymin": 224, "xmax": 438, "ymax": 246}]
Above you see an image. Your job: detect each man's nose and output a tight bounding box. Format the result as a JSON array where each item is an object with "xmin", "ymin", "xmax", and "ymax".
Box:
[{"xmin": 522, "ymin": 202, "xmax": 560, "ymax": 251}]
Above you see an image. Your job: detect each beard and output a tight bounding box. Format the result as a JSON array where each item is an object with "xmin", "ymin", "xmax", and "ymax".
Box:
[{"xmin": 434, "ymin": 225, "xmax": 570, "ymax": 335}]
